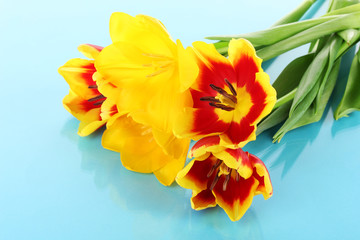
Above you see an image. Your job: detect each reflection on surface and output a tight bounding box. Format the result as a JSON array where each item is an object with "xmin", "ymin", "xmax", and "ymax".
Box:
[{"xmin": 61, "ymin": 121, "xmax": 265, "ymax": 239}]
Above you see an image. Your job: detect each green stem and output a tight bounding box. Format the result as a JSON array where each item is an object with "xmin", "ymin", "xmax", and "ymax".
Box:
[
  {"xmin": 273, "ymin": 88, "xmax": 297, "ymax": 110},
  {"xmin": 271, "ymin": 0, "xmax": 318, "ymax": 27},
  {"xmin": 257, "ymin": 12, "xmax": 360, "ymax": 60}
]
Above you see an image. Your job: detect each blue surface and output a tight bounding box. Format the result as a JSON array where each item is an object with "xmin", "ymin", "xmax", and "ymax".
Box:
[{"xmin": 1, "ymin": 0, "xmax": 360, "ymax": 239}]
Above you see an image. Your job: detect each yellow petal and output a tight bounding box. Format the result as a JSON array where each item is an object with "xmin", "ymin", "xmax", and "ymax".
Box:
[
  {"xmin": 152, "ymin": 128, "xmax": 190, "ymax": 159},
  {"xmin": 213, "ymin": 149, "xmax": 253, "ymax": 179},
  {"xmin": 58, "ymin": 58, "xmax": 97, "ymax": 100},
  {"xmin": 78, "ymin": 109, "xmax": 106, "ymax": 136},
  {"xmin": 102, "ymin": 115, "xmax": 176, "ymax": 174},
  {"xmin": 109, "ymin": 12, "xmax": 175, "ymax": 53},
  {"xmin": 251, "ymin": 72, "xmax": 277, "ymax": 125},
  {"xmin": 176, "ymin": 39, "xmax": 199, "ymax": 92},
  {"xmin": 154, "ymin": 156, "xmax": 186, "ymax": 186},
  {"xmin": 78, "ymin": 44, "xmax": 103, "ymax": 60},
  {"xmin": 228, "ymin": 38, "xmax": 262, "ymax": 74}
]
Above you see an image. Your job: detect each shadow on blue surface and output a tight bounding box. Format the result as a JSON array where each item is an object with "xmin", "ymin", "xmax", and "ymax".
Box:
[{"xmin": 244, "ymin": 115, "xmax": 322, "ymax": 180}]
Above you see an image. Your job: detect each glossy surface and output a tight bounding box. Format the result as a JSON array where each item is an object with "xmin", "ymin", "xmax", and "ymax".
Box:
[{"xmin": 1, "ymin": 0, "xmax": 360, "ymax": 239}]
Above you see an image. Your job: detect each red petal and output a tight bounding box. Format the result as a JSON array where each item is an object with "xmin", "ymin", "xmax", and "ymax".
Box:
[
  {"xmin": 192, "ymin": 108, "xmax": 229, "ymax": 137},
  {"xmin": 212, "ymin": 172, "xmax": 258, "ymax": 221},
  {"xmin": 245, "ymin": 81, "xmax": 267, "ymax": 124},
  {"xmin": 222, "ymin": 118, "xmax": 254, "ymax": 145},
  {"xmin": 191, "ymin": 136, "xmax": 221, "ymax": 152},
  {"xmin": 183, "ymin": 157, "xmax": 217, "ymax": 191},
  {"xmin": 191, "ymin": 189, "xmax": 217, "ymax": 210}
]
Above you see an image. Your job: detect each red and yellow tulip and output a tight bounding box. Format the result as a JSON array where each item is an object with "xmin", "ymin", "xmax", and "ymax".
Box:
[
  {"xmin": 176, "ymin": 136, "xmax": 272, "ymax": 221},
  {"xmin": 174, "ymin": 39, "xmax": 276, "ymax": 147},
  {"xmin": 59, "ymin": 44, "xmax": 117, "ymax": 136}
]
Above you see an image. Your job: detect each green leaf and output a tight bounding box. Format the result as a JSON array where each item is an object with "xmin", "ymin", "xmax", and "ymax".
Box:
[
  {"xmin": 273, "ymin": 80, "xmax": 321, "ymax": 142},
  {"xmin": 271, "ymin": 0, "xmax": 318, "ymax": 27},
  {"xmin": 272, "ymin": 53, "xmax": 315, "ymax": 98},
  {"xmin": 213, "ymin": 41, "xmax": 229, "ymax": 56},
  {"xmin": 334, "ymin": 49, "xmax": 360, "ymax": 119},
  {"xmin": 324, "ymin": 2, "xmax": 360, "ymax": 15},
  {"xmin": 291, "ymin": 59, "xmax": 341, "ymax": 129},
  {"xmin": 206, "ymin": 15, "xmax": 338, "ymax": 46},
  {"xmin": 289, "ymin": 35, "xmax": 342, "ymax": 116},
  {"xmin": 327, "ymin": 0, "xmax": 360, "ymax": 12},
  {"xmin": 256, "ymin": 101, "xmax": 292, "ymax": 136},
  {"xmin": 337, "ymin": 29, "xmax": 360, "ymax": 44},
  {"xmin": 315, "ymin": 36, "xmax": 343, "ymax": 109},
  {"xmin": 257, "ymin": 12, "xmax": 360, "ymax": 60}
]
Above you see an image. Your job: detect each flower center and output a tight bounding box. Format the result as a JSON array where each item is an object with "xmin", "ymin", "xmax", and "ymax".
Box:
[
  {"xmin": 207, "ymin": 158, "xmax": 240, "ymax": 191},
  {"xmin": 142, "ymin": 53, "xmax": 174, "ymax": 78},
  {"xmin": 200, "ymin": 79, "xmax": 237, "ymax": 111}
]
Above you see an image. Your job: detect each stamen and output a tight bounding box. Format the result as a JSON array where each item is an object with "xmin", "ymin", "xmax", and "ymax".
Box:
[
  {"xmin": 210, "ymin": 84, "xmax": 237, "ymax": 104},
  {"xmin": 88, "ymin": 84, "xmax": 98, "ymax": 89},
  {"xmin": 200, "ymin": 96, "xmax": 221, "ymax": 103},
  {"xmin": 146, "ymin": 68, "xmax": 167, "ymax": 77},
  {"xmin": 142, "ymin": 53, "xmax": 171, "ymax": 59},
  {"xmin": 207, "ymin": 159, "xmax": 222, "ymax": 178},
  {"xmin": 88, "ymin": 94, "xmax": 105, "ymax": 102},
  {"xmin": 223, "ymin": 169, "xmax": 232, "ymax": 191},
  {"xmin": 209, "ymin": 102, "xmax": 235, "ymax": 111},
  {"xmin": 209, "ymin": 169, "xmax": 220, "ymax": 191},
  {"xmin": 236, "ymin": 172, "xmax": 240, "ymax": 182},
  {"xmin": 93, "ymin": 100, "xmax": 105, "ymax": 106},
  {"xmin": 224, "ymin": 79, "xmax": 237, "ymax": 96}
]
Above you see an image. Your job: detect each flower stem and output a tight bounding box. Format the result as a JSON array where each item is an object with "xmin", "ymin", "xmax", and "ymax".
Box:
[
  {"xmin": 271, "ymin": 0, "xmax": 318, "ymax": 27},
  {"xmin": 273, "ymin": 88, "xmax": 297, "ymax": 110}
]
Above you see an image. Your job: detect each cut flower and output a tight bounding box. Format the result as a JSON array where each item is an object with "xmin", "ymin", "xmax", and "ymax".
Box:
[
  {"xmin": 176, "ymin": 136, "xmax": 272, "ymax": 221},
  {"xmin": 92, "ymin": 13, "xmax": 199, "ymax": 185},
  {"xmin": 174, "ymin": 39, "xmax": 276, "ymax": 147},
  {"xmin": 95, "ymin": 12, "xmax": 199, "ymax": 134},
  {"xmin": 59, "ymin": 44, "xmax": 117, "ymax": 136}
]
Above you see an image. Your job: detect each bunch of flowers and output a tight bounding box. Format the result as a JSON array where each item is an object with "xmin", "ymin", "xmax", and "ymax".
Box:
[
  {"xmin": 59, "ymin": 13, "xmax": 276, "ymax": 221},
  {"xmin": 59, "ymin": 0, "xmax": 360, "ymax": 221}
]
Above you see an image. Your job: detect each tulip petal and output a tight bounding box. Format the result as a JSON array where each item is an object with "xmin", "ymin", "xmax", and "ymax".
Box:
[
  {"xmin": 213, "ymin": 148, "xmax": 253, "ymax": 179},
  {"xmin": 78, "ymin": 44, "xmax": 103, "ymax": 59},
  {"xmin": 228, "ymin": 38, "xmax": 263, "ymax": 88},
  {"xmin": 152, "ymin": 128, "xmax": 190, "ymax": 159},
  {"xmin": 77, "ymin": 109, "xmax": 106, "ymax": 136},
  {"xmin": 177, "ymin": 40, "xmax": 199, "ymax": 92},
  {"xmin": 59, "ymin": 58, "xmax": 98, "ymax": 100},
  {"xmin": 212, "ymin": 173, "xmax": 259, "ymax": 221},
  {"xmin": 109, "ymin": 13, "xmax": 174, "ymax": 53},
  {"xmin": 250, "ymin": 154, "xmax": 273, "ymax": 199},
  {"xmin": 102, "ymin": 115, "xmax": 170, "ymax": 173},
  {"xmin": 154, "ymin": 156, "xmax": 186, "ymax": 186},
  {"xmin": 176, "ymin": 156, "xmax": 217, "ymax": 191},
  {"xmin": 191, "ymin": 41, "xmax": 236, "ymax": 93},
  {"xmin": 190, "ymin": 136, "xmax": 225, "ymax": 158},
  {"xmin": 191, "ymin": 189, "xmax": 217, "ymax": 210}
]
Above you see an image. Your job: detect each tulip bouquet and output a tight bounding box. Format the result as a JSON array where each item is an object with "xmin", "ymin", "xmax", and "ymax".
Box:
[{"xmin": 59, "ymin": 0, "xmax": 360, "ymax": 221}]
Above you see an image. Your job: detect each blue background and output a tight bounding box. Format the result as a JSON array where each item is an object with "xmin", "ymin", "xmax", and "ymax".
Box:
[{"xmin": 1, "ymin": 0, "xmax": 360, "ymax": 239}]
